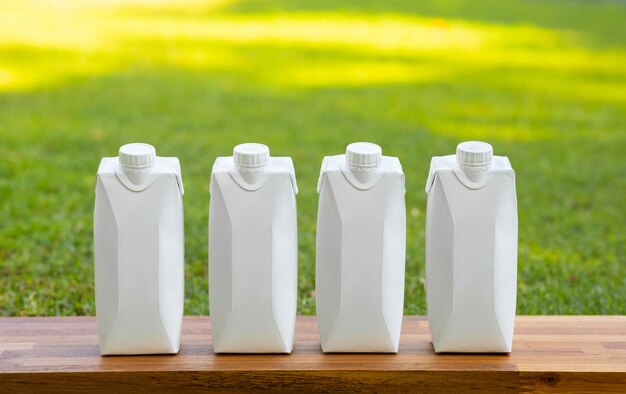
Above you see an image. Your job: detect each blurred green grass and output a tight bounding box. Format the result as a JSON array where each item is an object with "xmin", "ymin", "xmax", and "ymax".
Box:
[{"xmin": 0, "ymin": 0, "xmax": 624, "ymax": 316}]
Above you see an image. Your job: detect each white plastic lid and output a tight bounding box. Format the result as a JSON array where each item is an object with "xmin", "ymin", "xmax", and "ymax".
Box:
[
  {"xmin": 233, "ymin": 143, "xmax": 270, "ymax": 171},
  {"xmin": 119, "ymin": 143, "xmax": 156, "ymax": 169},
  {"xmin": 456, "ymin": 141, "xmax": 493, "ymax": 169},
  {"xmin": 345, "ymin": 142, "xmax": 382, "ymax": 170}
]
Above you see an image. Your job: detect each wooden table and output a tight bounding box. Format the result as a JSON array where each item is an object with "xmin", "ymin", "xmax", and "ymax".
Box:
[{"xmin": 1, "ymin": 316, "xmax": 624, "ymax": 392}]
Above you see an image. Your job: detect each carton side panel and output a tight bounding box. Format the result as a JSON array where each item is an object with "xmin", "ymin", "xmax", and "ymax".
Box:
[
  {"xmin": 208, "ymin": 176, "xmax": 234, "ymax": 351},
  {"xmin": 271, "ymin": 182, "xmax": 298, "ymax": 352},
  {"xmin": 158, "ymin": 177, "xmax": 185, "ymax": 353},
  {"xmin": 94, "ymin": 175, "xmax": 120, "ymax": 353},
  {"xmin": 316, "ymin": 178, "xmax": 343, "ymax": 350},
  {"xmin": 493, "ymin": 173, "xmax": 518, "ymax": 351},
  {"xmin": 381, "ymin": 179, "xmax": 406, "ymax": 352},
  {"xmin": 426, "ymin": 175, "xmax": 455, "ymax": 352}
]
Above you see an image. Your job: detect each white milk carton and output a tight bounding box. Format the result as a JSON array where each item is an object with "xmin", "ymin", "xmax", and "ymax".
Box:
[
  {"xmin": 425, "ymin": 141, "xmax": 517, "ymax": 353},
  {"xmin": 316, "ymin": 142, "xmax": 406, "ymax": 353},
  {"xmin": 209, "ymin": 143, "xmax": 298, "ymax": 353},
  {"xmin": 94, "ymin": 143, "xmax": 185, "ymax": 355}
]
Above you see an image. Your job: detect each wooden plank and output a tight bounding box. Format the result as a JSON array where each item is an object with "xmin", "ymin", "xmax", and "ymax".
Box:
[{"xmin": 0, "ymin": 316, "xmax": 624, "ymax": 392}]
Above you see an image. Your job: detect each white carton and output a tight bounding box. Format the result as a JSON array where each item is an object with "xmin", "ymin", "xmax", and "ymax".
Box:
[
  {"xmin": 94, "ymin": 143, "xmax": 185, "ymax": 355},
  {"xmin": 316, "ymin": 142, "xmax": 406, "ymax": 353},
  {"xmin": 425, "ymin": 141, "xmax": 517, "ymax": 353},
  {"xmin": 209, "ymin": 143, "xmax": 298, "ymax": 353}
]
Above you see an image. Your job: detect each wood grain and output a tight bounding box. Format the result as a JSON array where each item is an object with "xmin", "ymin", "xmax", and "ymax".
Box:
[{"xmin": 0, "ymin": 316, "xmax": 624, "ymax": 392}]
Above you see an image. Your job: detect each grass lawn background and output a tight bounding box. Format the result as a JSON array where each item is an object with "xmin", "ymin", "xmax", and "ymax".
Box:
[{"xmin": 0, "ymin": 0, "xmax": 624, "ymax": 316}]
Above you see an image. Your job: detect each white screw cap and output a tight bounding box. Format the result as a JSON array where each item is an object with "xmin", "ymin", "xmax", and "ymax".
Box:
[
  {"xmin": 233, "ymin": 143, "xmax": 270, "ymax": 171},
  {"xmin": 119, "ymin": 143, "xmax": 156, "ymax": 169},
  {"xmin": 456, "ymin": 141, "xmax": 493, "ymax": 169},
  {"xmin": 346, "ymin": 142, "xmax": 382, "ymax": 170}
]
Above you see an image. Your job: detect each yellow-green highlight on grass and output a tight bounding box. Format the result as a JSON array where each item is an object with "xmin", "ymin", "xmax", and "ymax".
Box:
[{"xmin": 0, "ymin": 0, "xmax": 624, "ymax": 316}]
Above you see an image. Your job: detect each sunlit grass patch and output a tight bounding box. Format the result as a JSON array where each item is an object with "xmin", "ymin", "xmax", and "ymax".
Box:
[{"xmin": 3, "ymin": 0, "xmax": 625, "ymax": 94}]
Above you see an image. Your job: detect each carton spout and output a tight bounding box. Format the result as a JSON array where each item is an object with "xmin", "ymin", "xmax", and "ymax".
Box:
[
  {"xmin": 239, "ymin": 170, "xmax": 264, "ymax": 184},
  {"xmin": 462, "ymin": 167, "xmax": 489, "ymax": 183},
  {"xmin": 123, "ymin": 167, "xmax": 153, "ymax": 185},
  {"xmin": 118, "ymin": 143, "xmax": 156, "ymax": 186},
  {"xmin": 351, "ymin": 167, "xmax": 378, "ymax": 183},
  {"xmin": 232, "ymin": 143, "xmax": 271, "ymax": 186},
  {"xmin": 234, "ymin": 144, "xmax": 269, "ymax": 170},
  {"xmin": 345, "ymin": 142, "xmax": 382, "ymax": 184},
  {"xmin": 456, "ymin": 141, "xmax": 493, "ymax": 183}
]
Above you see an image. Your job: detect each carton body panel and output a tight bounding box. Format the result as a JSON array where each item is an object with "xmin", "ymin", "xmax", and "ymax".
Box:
[
  {"xmin": 94, "ymin": 157, "xmax": 184, "ymax": 355},
  {"xmin": 316, "ymin": 155, "xmax": 406, "ymax": 353},
  {"xmin": 209, "ymin": 157, "xmax": 297, "ymax": 353},
  {"xmin": 426, "ymin": 155, "xmax": 517, "ymax": 353}
]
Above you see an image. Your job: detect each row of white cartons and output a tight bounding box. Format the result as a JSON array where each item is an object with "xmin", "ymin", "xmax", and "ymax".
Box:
[{"xmin": 94, "ymin": 141, "xmax": 517, "ymax": 355}]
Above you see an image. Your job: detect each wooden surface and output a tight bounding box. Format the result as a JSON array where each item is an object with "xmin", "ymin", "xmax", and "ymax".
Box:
[{"xmin": 1, "ymin": 316, "xmax": 625, "ymax": 392}]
